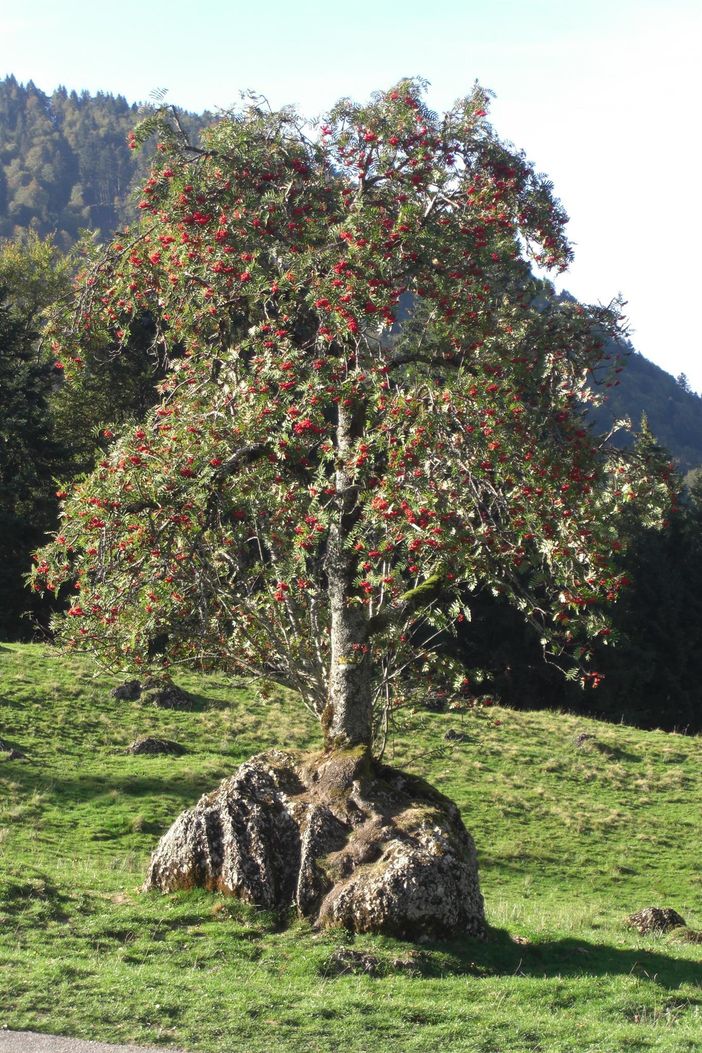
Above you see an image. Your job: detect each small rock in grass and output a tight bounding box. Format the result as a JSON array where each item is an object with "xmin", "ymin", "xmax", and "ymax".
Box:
[
  {"xmin": 423, "ymin": 691, "xmax": 449, "ymax": 713},
  {"xmin": 574, "ymin": 732, "xmax": 594, "ymax": 748},
  {"xmin": 627, "ymin": 907, "xmax": 687, "ymax": 934},
  {"xmin": 126, "ymin": 736, "xmax": 187, "ymax": 756},
  {"xmin": 0, "ymin": 738, "xmax": 26, "ymax": 759},
  {"xmin": 444, "ymin": 729, "xmax": 470, "ymax": 742},
  {"xmin": 324, "ymin": 947, "xmax": 381, "ymax": 976},
  {"xmin": 390, "ymin": 951, "xmax": 426, "ymax": 973},
  {"xmin": 670, "ymin": 927, "xmax": 702, "ymax": 944},
  {"xmin": 111, "ymin": 679, "xmax": 142, "ymax": 701},
  {"xmin": 141, "ymin": 681, "xmax": 194, "ymax": 710}
]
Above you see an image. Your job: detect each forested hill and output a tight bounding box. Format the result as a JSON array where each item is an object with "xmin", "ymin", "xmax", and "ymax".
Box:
[
  {"xmin": 592, "ymin": 341, "xmax": 702, "ymax": 474},
  {"xmin": 0, "ymin": 76, "xmax": 208, "ymax": 248},
  {"xmin": 2, "ymin": 75, "xmax": 702, "ymax": 470}
]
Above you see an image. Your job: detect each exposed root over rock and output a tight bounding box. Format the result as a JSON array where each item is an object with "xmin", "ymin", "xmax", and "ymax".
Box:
[{"xmin": 144, "ymin": 748, "xmax": 485, "ymax": 940}]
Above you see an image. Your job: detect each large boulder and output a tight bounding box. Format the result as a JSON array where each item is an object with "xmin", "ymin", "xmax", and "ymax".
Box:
[{"xmin": 144, "ymin": 748, "xmax": 486, "ymax": 940}]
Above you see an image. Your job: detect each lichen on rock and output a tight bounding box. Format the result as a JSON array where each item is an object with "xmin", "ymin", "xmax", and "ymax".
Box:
[{"xmin": 144, "ymin": 748, "xmax": 485, "ymax": 940}]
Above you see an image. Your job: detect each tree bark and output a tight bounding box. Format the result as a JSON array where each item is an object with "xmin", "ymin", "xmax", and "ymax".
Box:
[{"xmin": 323, "ymin": 399, "xmax": 373, "ymax": 750}]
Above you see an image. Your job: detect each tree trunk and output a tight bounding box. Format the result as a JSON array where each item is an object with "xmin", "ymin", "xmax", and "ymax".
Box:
[{"xmin": 323, "ymin": 399, "xmax": 373, "ymax": 750}]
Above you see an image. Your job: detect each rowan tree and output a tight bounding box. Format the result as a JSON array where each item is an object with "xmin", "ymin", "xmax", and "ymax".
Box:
[{"xmin": 33, "ymin": 80, "xmax": 670, "ymax": 752}]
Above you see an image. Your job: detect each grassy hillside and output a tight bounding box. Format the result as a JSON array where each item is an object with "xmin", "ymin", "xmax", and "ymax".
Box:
[{"xmin": 0, "ymin": 643, "xmax": 700, "ymax": 1053}]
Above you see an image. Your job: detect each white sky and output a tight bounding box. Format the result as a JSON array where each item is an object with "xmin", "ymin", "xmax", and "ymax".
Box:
[{"xmin": 2, "ymin": 0, "xmax": 701, "ymax": 387}]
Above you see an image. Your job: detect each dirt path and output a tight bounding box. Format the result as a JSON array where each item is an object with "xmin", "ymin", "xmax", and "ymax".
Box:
[{"xmin": 0, "ymin": 1032, "xmax": 188, "ymax": 1053}]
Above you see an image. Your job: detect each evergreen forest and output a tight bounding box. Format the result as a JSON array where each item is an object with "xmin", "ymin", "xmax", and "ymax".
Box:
[{"xmin": 0, "ymin": 75, "xmax": 209, "ymax": 247}]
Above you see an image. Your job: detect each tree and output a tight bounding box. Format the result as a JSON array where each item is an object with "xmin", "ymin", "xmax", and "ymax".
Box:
[
  {"xmin": 0, "ymin": 289, "xmax": 66, "ymax": 638},
  {"xmin": 49, "ymin": 302, "xmax": 167, "ymax": 479},
  {"xmin": 581, "ymin": 428, "xmax": 702, "ymax": 734},
  {"xmin": 33, "ymin": 82, "xmax": 669, "ymax": 936},
  {"xmin": 0, "ymin": 76, "xmax": 212, "ymax": 247},
  {"xmin": 0, "ymin": 232, "xmax": 165, "ymax": 639},
  {"xmin": 0, "ymin": 229, "xmax": 74, "ymax": 318},
  {"xmin": 0, "ymin": 234, "xmax": 75, "ymax": 638}
]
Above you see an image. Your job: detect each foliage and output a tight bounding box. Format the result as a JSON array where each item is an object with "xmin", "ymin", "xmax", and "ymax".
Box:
[
  {"xmin": 0, "ymin": 228, "xmax": 75, "ymax": 315},
  {"xmin": 445, "ymin": 428, "xmax": 702, "ymax": 734},
  {"xmin": 0, "ymin": 235, "xmax": 74, "ymax": 638},
  {"xmin": 582, "ymin": 462, "xmax": 702, "ymax": 733},
  {"xmin": 5, "ymin": 73, "xmax": 702, "ymax": 477},
  {"xmin": 0, "ymin": 643, "xmax": 700, "ymax": 1052},
  {"xmin": 0, "ymin": 232, "xmax": 166, "ymax": 637},
  {"xmin": 33, "ymin": 81, "xmax": 672, "ymax": 746},
  {"xmin": 49, "ymin": 296, "xmax": 167, "ymax": 478}
]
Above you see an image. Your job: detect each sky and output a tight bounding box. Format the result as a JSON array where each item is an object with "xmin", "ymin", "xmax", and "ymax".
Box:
[{"xmin": 2, "ymin": 0, "xmax": 701, "ymax": 387}]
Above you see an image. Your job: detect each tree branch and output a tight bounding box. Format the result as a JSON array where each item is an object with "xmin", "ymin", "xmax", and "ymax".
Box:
[
  {"xmin": 213, "ymin": 443, "xmax": 270, "ymax": 479},
  {"xmin": 366, "ymin": 571, "xmax": 447, "ymax": 637},
  {"xmin": 387, "ymin": 350, "xmax": 461, "ymax": 372}
]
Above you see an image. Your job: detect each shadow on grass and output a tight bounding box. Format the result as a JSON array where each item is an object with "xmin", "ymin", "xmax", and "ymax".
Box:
[
  {"xmin": 0, "ymin": 731, "xmax": 28, "ymax": 753},
  {"xmin": 0, "ymin": 867, "xmax": 71, "ymax": 922},
  {"xmin": 136, "ymin": 689, "xmax": 234, "ymax": 714},
  {"xmin": 590, "ymin": 742, "xmax": 641, "ymax": 762},
  {"xmin": 417, "ymin": 926, "xmax": 702, "ymax": 990},
  {"xmin": 0, "ymin": 694, "xmax": 30, "ymax": 712},
  {"xmin": 2, "ymin": 768, "xmax": 229, "ymax": 812}
]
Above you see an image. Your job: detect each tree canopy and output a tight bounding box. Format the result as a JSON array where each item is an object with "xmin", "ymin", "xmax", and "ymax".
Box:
[{"xmin": 33, "ymin": 80, "xmax": 671, "ymax": 749}]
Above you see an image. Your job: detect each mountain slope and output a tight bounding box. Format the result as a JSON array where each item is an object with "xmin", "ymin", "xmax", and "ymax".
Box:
[
  {"xmin": 0, "ymin": 76, "xmax": 208, "ymax": 248},
  {"xmin": 591, "ymin": 340, "xmax": 702, "ymax": 472}
]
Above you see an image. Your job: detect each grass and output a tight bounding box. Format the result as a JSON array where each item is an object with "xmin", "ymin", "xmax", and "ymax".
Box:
[{"xmin": 0, "ymin": 640, "xmax": 700, "ymax": 1053}]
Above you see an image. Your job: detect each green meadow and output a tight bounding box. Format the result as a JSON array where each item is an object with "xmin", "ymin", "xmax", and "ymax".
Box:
[{"xmin": 0, "ymin": 642, "xmax": 700, "ymax": 1053}]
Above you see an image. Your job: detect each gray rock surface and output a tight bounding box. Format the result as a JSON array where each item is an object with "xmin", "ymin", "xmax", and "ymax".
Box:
[
  {"xmin": 444, "ymin": 729, "xmax": 470, "ymax": 742},
  {"xmin": 324, "ymin": 946, "xmax": 381, "ymax": 975},
  {"xmin": 145, "ymin": 748, "xmax": 485, "ymax": 939}
]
